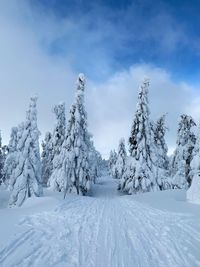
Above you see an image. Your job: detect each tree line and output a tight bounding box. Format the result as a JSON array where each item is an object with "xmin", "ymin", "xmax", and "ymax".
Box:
[{"xmin": 1, "ymin": 76, "xmax": 199, "ymax": 207}]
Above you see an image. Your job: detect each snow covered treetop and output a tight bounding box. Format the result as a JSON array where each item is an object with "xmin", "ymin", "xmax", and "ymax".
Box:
[
  {"xmin": 30, "ymin": 96, "xmax": 38, "ymax": 105},
  {"xmin": 78, "ymin": 73, "xmax": 85, "ymax": 83},
  {"xmin": 77, "ymin": 73, "xmax": 85, "ymax": 92},
  {"xmin": 53, "ymin": 102, "xmax": 65, "ymax": 118},
  {"xmin": 141, "ymin": 77, "xmax": 150, "ymax": 87},
  {"xmin": 26, "ymin": 96, "xmax": 38, "ymax": 121},
  {"xmin": 137, "ymin": 78, "xmax": 150, "ymax": 102},
  {"xmin": 119, "ymin": 137, "xmax": 125, "ymax": 144},
  {"xmin": 178, "ymin": 114, "xmax": 196, "ymax": 129}
]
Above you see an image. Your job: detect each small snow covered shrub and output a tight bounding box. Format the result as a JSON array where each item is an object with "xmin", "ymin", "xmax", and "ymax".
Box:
[{"xmin": 118, "ymin": 156, "xmax": 135, "ymax": 194}]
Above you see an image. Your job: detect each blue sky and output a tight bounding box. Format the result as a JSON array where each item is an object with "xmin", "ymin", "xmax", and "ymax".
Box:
[
  {"xmin": 29, "ymin": 0, "xmax": 200, "ymax": 83},
  {"xmin": 1, "ymin": 0, "xmax": 200, "ymax": 157}
]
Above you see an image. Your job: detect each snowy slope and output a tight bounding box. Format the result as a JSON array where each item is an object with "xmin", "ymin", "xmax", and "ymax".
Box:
[{"xmin": 0, "ymin": 177, "xmax": 200, "ymax": 267}]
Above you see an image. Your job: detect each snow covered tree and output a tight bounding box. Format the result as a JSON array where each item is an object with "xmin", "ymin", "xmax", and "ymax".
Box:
[
  {"xmin": 41, "ymin": 132, "xmax": 53, "ymax": 186},
  {"xmin": 87, "ymin": 136, "xmax": 102, "ymax": 183},
  {"xmin": 187, "ymin": 123, "xmax": 200, "ymax": 203},
  {"xmin": 113, "ymin": 138, "xmax": 127, "ymax": 179},
  {"xmin": 189, "ymin": 123, "xmax": 200, "ymax": 180},
  {"xmin": 50, "ymin": 74, "xmax": 93, "ymax": 195},
  {"xmin": 9, "ymin": 97, "xmax": 43, "ymax": 207},
  {"xmin": 48, "ymin": 103, "xmax": 66, "ymax": 190},
  {"xmin": 153, "ymin": 116, "xmax": 169, "ymax": 169},
  {"xmin": 152, "ymin": 115, "xmax": 170, "ymax": 190},
  {"xmin": 2, "ymin": 127, "xmax": 18, "ymax": 186},
  {"xmin": 52, "ymin": 103, "xmax": 66, "ymax": 156},
  {"xmin": 119, "ymin": 156, "xmax": 135, "ymax": 192},
  {"xmin": 108, "ymin": 150, "xmax": 115, "ymax": 170},
  {"xmin": 94, "ymin": 151, "xmax": 103, "ymax": 178},
  {"xmin": 108, "ymin": 150, "xmax": 117, "ymax": 177},
  {"xmin": 0, "ymin": 132, "xmax": 7, "ymax": 185},
  {"xmin": 121, "ymin": 79, "xmax": 158, "ymax": 194},
  {"xmin": 171, "ymin": 114, "xmax": 196, "ymax": 189},
  {"xmin": 63, "ymin": 74, "xmax": 91, "ymax": 195},
  {"xmin": 48, "ymin": 135, "xmax": 69, "ymax": 192}
]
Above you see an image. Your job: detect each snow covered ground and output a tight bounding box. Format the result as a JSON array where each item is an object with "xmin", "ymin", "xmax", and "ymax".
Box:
[{"xmin": 1, "ymin": 176, "xmax": 200, "ymax": 267}]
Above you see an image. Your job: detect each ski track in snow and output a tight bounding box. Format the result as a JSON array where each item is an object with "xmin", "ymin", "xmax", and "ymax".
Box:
[{"xmin": 1, "ymin": 176, "xmax": 200, "ymax": 267}]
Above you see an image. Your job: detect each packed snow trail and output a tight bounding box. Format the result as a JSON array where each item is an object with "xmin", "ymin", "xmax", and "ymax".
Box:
[{"xmin": 1, "ymin": 176, "xmax": 200, "ymax": 267}]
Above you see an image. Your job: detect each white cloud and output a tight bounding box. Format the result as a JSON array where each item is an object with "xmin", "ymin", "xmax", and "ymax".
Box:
[
  {"xmin": 0, "ymin": 0, "xmax": 200, "ymax": 159},
  {"xmin": 0, "ymin": 0, "xmax": 77, "ymax": 144},
  {"xmin": 186, "ymin": 96, "xmax": 200, "ymax": 123}
]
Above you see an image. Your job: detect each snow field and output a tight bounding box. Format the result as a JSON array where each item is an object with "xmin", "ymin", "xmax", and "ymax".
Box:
[{"xmin": 1, "ymin": 176, "xmax": 200, "ymax": 267}]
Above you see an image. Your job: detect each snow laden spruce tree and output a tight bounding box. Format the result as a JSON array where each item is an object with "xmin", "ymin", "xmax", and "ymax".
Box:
[
  {"xmin": 41, "ymin": 132, "xmax": 53, "ymax": 186},
  {"xmin": 87, "ymin": 136, "xmax": 102, "ymax": 183},
  {"xmin": 0, "ymin": 132, "xmax": 7, "ymax": 185},
  {"xmin": 108, "ymin": 150, "xmax": 118, "ymax": 177},
  {"xmin": 171, "ymin": 114, "xmax": 196, "ymax": 189},
  {"xmin": 120, "ymin": 79, "xmax": 158, "ymax": 194},
  {"xmin": 48, "ymin": 103, "xmax": 66, "ymax": 190},
  {"xmin": 7, "ymin": 124, "xmax": 24, "ymax": 191},
  {"xmin": 52, "ymin": 103, "xmax": 66, "ymax": 156},
  {"xmin": 9, "ymin": 97, "xmax": 43, "ymax": 207},
  {"xmin": 152, "ymin": 115, "xmax": 170, "ymax": 189},
  {"xmin": 187, "ymin": 123, "xmax": 200, "ymax": 203},
  {"xmin": 113, "ymin": 138, "xmax": 127, "ymax": 179},
  {"xmin": 2, "ymin": 127, "xmax": 18, "ymax": 186},
  {"xmin": 50, "ymin": 74, "xmax": 96, "ymax": 195},
  {"xmin": 63, "ymin": 74, "xmax": 91, "ymax": 195}
]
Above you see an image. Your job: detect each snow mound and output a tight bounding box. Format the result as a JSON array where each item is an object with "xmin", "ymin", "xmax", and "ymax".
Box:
[
  {"xmin": 0, "ymin": 186, "xmax": 10, "ymax": 209},
  {"xmin": 187, "ymin": 174, "xmax": 200, "ymax": 204}
]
